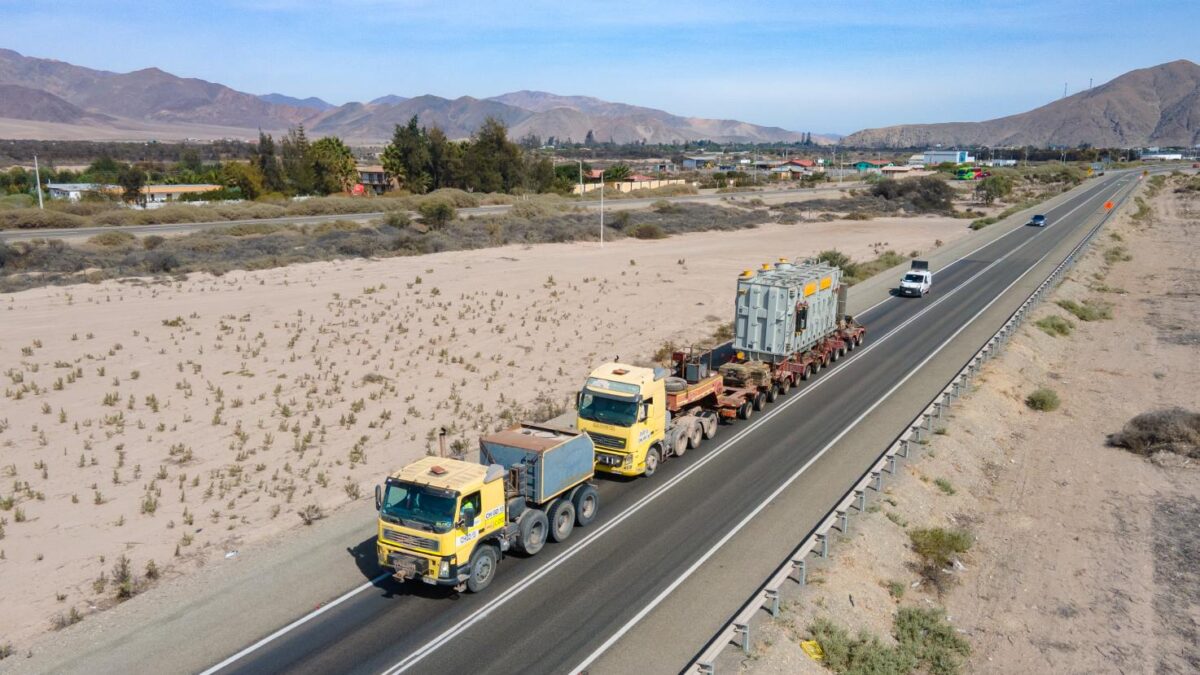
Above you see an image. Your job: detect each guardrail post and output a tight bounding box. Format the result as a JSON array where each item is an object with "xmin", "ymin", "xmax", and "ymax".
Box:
[
  {"xmin": 766, "ymin": 588, "xmax": 780, "ymax": 617},
  {"xmin": 696, "ymin": 662, "xmax": 715, "ymax": 675},
  {"xmin": 932, "ymin": 401, "xmax": 942, "ymax": 421},
  {"xmin": 912, "ymin": 424, "xmax": 923, "ymax": 442},
  {"xmin": 854, "ymin": 489, "xmax": 867, "ymax": 511},
  {"xmin": 817, "ymin": 533, "xmax": 829, "ymax": 558},
  {"xmin": 792, "ymin": 558, "xmax": 807, "ymax": 586},
  {"xmin": 899, "ymin": 439, "xmax": 910, "ymax": 458},
  {"xmin": 885, "ymin": 454, "xmax": 897, "ymax": 474},
  {"xmin": 838, "ymin": 510, "xmax": 849, "ymax": 533},
  {"xmin": 735, "ymin": 622, "xmax": 751, "ymax": 655},
  {"xmin": 870, "ymin": 470, "xmax": 882, "ymax": 491}
]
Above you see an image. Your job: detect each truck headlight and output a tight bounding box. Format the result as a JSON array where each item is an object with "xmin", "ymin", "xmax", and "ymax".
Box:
[
  {"xmin": 624, "ymin": 454, "xmax": 633, "ymax": 468},
  {"xmin": 439, "ymin": 560, "xmax": 451, "ymax": 578}
]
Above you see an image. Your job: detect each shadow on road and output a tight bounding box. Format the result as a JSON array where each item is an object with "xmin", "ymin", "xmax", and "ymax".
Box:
[{"xmin": 346, "ymin": 535, "xmax": 461, "ymax": 601}]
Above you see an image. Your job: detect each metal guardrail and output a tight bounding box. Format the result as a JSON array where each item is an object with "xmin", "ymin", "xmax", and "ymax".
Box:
[{"xmin": 689, "ymin": 176, "xmax": 1139, "ymax": 674}]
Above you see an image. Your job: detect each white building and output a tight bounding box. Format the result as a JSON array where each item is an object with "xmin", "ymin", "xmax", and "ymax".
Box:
[
  {"xmin": 1141, "ymin": 152, "xmax": 1183, "ymax": 161},
  {"xmin": 46, "ymin": 183, "xmax": 115, "ymax": 201},
  {"xmin": 923, "ymin": 150, "xmax": 974, "ymax": 165}
]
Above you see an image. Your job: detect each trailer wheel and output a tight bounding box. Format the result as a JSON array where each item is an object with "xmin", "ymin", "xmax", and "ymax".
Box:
[
  {"xmin": 800, "ymin": 364, "xmax": 811, "ymax": 381},
  {"xmin": 547, "ymin": 499, "xmax": 575, "ymax": 543},
  {"xmin": 516, "ymin": 508, "xmax": 548, "ymax": 556},
  {"xmin": 838, "ymin": 345, "xmax": 847, "ymax": 359},
  {"xmin": 753, "ymin": 392, "xmax": 766, "ymax": 411},
  {"xmin": 686, "ymin": 423, "xmax": 703, "ymax": 450},
  {"xmin": 701, "ymin": 416, "xmax": 718, "ymax": 440},
  {"xmin": 572, "ymin": 485, "xmax": 599, "ymax": 527},
  {"xmin": 855, "ymin": 334, "xmax": 864, "ymax": 347},
  {"xmin": 466, "ymin": 545, "xmax": 498, "ymax": 593},
  {"xmin": 766, "ymin": 384, "xmax": 779, "ymax": 403},
  {"xmin": 643, "ymin": 447, "xmax": 661, "ymax": 477},
  {"xmin": 737, "ymin": 401, "xmax": 753, "ymax": 420},
  {"xmin": 830, "ymin": 347, "xmax": 839, "ymax": 363},
  {"xmin": 845, "ymin": 337, "xmax": 855, "ymax": 352},
  {"xmin": 779, "ymin": 378, "xmax": 792, "ymax": 395}
]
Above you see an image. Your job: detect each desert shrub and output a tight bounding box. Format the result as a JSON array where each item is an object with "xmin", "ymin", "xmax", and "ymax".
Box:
[
  {"xmin": 424, "ymin": 188, "xmax": 481, "ymax": 208},
  {"xmin": 893, "ymin": 607, "xmax": 971, "ymax": 675},
  {"xmin": 1025, "ymin": 387, "xmax": 1060, "ymax": 411},
  {"xmin": 211, "ymin": 203, "xmax": 287, "ymax": 220},
  {"xmin": 141, "ymin": 205, "xmax": 209, "ymax": 225},
  {"xmin": 88, "ymin": 231, "xmax": 137, "ymax": 248},
  {"xmin": 608, "ymin": 211, "xmax": 632, "ymax": 231},
  {"xmin": 0, "ymin": 208, "xmax": 86, "ymax": 229},
  {"xmin": 1104, "ymin": 246, "xmax": 1132, "ymax": 264},
  {"xmin": 1055, "ymin": 298, "xmax": 1112, "ymax": 321},
  {"xmin": 909, "ymin": 527, "xmax": 973, "ymax": 570},
  {"xmin": 508, "ymin": 200, "xmax": 553, "ymax": 220},
  {"xmin": 630, "ymin": 223, "xmax": 667, "ymax": 240},
  {"xmin": 651, "ymin": 199, "xmax": 682, "ymax": 214},
  {"xmin": 309, "ymin": 220, "xmax": 360, "ymax": 235},
  {"xmin": 1108, "ymin": 408, "xmax": 1200, "ymax": 458},
  {"xmin": 808, "ymin": 617, "xmax": 917, "ymax": 675},
  {"xmin": 142, "ymin": 235, "xmax": 166, "ymax": 250},
  {"xmin": 969, "ymin": 216, "xmax": 998, "ymax": 230},
  {"xmin": 1034, "ymin": 315, "xmax": 1074, "ymax": 336},
  {"xmin": 842, "ymin": 210, "xmax": 874, "ymax": 220},
  {"xmin": 871, "ymin": 176, "xmax": 956, "ymax": 213},
  {"xmin": 816, "ymin": 249, "xmax": 853, "ymax": 271},
  {"xmin": 284, "ymin": 197, "xmax": 378, "ymax": 216},
  {"xmin": 383, "ymin": 211, "xmax": 411, "ymax": 228},
  {"xmin": 418, "ymin": 199, "xmax": 457, "ymax": 229},
  {"xmin": 142, "ymin": 251, "xmax": 180, "ymax": 273},
  {"xmin": 222, "ymin": 222, "xmax": 287, "ymax": 237}
]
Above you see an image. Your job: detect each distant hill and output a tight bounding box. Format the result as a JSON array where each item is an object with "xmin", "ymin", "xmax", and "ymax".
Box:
[
  {"xmin": 842, "ymin": 60, "xmax": 1200, "ymax": 148},
  {"xmin": 0, "ymin": 48, "xmax": 816, "ymax": 144},
  {"xmin": 258, "ymin": 93, "xmax": 334, "ymax": 111}
]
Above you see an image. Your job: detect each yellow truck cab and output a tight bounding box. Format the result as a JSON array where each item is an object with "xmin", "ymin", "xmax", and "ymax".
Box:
[
  {"xmin": 577, "ymin": 363, "xmax": 669, "ymax": 477},
  {"xmin": 376, "ymin": 456, "xmax": 507, "ymax": 592},
  {"xmin": 376, "ymin": 423, "xmax": 599, "ymax": 593}
]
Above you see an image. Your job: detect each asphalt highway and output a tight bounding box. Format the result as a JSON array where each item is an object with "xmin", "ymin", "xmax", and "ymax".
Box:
[{"xmin": 205, "ymin": 173, "xmax": 1132, "ymax": 675}]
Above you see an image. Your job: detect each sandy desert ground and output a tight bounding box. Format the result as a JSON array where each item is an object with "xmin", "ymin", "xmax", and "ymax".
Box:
[
  {"xmin": 744, "ymin": 176, "xmax": 1199, "ymax": 673},
  {"xmin": 0, "ymin": 213, "xmax": 968, "ymax": 650}
]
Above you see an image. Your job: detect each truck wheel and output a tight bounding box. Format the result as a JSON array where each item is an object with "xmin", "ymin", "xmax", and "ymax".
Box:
[
  {"xmin": 753, "ymin": 392, "xmax": 766, "ymax": 411},
  {"xmin": 838, "ymin": 345, "xmax": 847, "ymax": 359},
  {"xmin": 800, "ymin": 364, "xmax": 812, "ymax": 381},
  {"xmin": 466, "ymin": 545, "xmax": 498, "ymax": 593},
  {"xmin": 701, "ymin": 416, "xmax": 718, "ymax": 440},
  {"xmin": 829, "ymin": 347, "xmax": 839, "ymax": 363},
  {"xmin": 644, "ymin": 447, "xmax": 661, "ymax": 477},
  {"xmin": 845, "ymin": 337, "xmax": 855, "ymax": 352},
  {"xmin": 572, "ymin": 485, "xmax": 599, "ymax": 527},
  {"xmin": 779, "ymin": 378, "xmax": 792, "ymax": 395},
  {"xmin": 517, "ymin": 508, "xmax": 548, "ymax": 556},
  {"xmin": 548, "ymin": 499, "xmax": 575, "ymax": 543},
  {"xmin": 737, "ymin": 401, "xmax": 753, "ymax": 420},
  {"xmin": 670, "ymin": 428, "xmax": 689, "ymax": 458},
  {"xmin": 686, "ymin": 423, "xmax": 702, "ymax": 450},
  {"xmin": 766, "ymin": 384, "xmax": 779, "ymax": 403}
]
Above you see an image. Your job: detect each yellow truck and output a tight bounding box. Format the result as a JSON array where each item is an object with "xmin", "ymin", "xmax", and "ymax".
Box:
[{"xmin": 375, "ymin": 422, "xmax": 598, "ymax": 593}]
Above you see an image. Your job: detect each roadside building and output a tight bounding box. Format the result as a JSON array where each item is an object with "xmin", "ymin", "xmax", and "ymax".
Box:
[
  {"xmin": 1140, "ymin": 152, "xmax": 1183, "ymax": 161},
  {"xmin": 357, "ymin": 165, "xmax": 395, "ymax": 194},
  {"xmin": 851, "ymin": 159, "xmax": 894, "ymax": 173},
  {"xmin": 880, "ymin": 165, "xmax": 914, "ymax": 175},
  {"xmin": 923, "ymin": 149, "xmax": 974, "ymax": 165},
  {"xmin": 681, "ymin": 154, "xmax": 720, "ymax": 170},
  {"xmin": 142, "ymin": 184, "xmax": 221, "ymax": 203},
  {"xmin": 907, "ymin": 154, "xmax": 926, "ymax": 167},
  {"xmin": 981, "ymin": 159, "xmax": 1018, "ymax": 167},
  {"xmin": 46, "ymin": 182, "xmax": 117, "ymax": 201}
]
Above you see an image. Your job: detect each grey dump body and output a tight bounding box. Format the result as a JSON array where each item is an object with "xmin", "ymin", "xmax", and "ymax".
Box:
[
  {"xmin": 478, "ymin": 422, "xmax": 595, "ymax": 505},
  {"xmin": 734, "ymin": 259, "xmax": 844, "ymax": 363},
  {"xmin": 910, "ymin": 260, "xmax": 929, "ymax": 272}
]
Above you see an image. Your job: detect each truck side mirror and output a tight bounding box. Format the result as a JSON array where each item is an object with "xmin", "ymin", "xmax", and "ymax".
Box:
[
  {"xmin": 374, "ymin": 485, "xmax": 382, "ymax": 511},
  {"xmin": 459, "ymin": 513, "xmax": 476, "ymax": 529},
  {"xmin": 639, "ymin": 403, "xmax": 649, "ymax": 422}
]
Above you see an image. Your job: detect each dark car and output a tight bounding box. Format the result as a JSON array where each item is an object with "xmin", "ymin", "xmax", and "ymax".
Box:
[{"xmin": 1028, "ymin": 214, "xmax": 1047, "ymax": 227}]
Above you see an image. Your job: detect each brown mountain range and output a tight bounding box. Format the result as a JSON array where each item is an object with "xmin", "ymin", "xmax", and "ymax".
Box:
[
  {"xmin": 0, "ymin": 49, "xmax": 817, "ymax": 144},
  {"xmin": 842, "ymin": 60, "xmax": 1200, "ymax": 148}
]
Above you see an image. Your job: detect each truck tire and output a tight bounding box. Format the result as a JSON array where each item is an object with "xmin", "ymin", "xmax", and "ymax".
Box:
[
  {"xmin": 665, "ymin": 377, "xmax": 688, "ymax": 393},
  {"xmin": 800, "ymin": 364, "xmax": 811, "ymax": 381},
  {"xmin": 737, "ymin": 401, "xmax": 753, "ymax": 420},
  {"xmin": 466, "ymin": 545, "xmax": 498, "ymax": 593},
  {"xmin": 517, "ymin": 508, "xmax": 548, "ymax": 556},
  {"xmin": 702, "ymin": 415, "xmax": 718, "ymax": 440},
  {"xmin": 572, "ymin": 485, "xmax": 599, "ymax": 527},
  {"xmin": 779, "ymin": 377, "xmax": 792, "ymax": 395},
  {"xmin": 644, "ymin": 447, "xmax": 661, "ymax": 477},
  {"xmin": 670, "ymin": 427, "xmax": 689, "ymax": 458},
  {"xmin": 753, "ymin": 391, "xmax": 766, "ymax": 411},
  {"xmin": 766, "ymin": 383, "xmax": 779, "ymax": 403},
  {"xmin": 686, "ymin": 422, "xmax": 703, "ymax": 450},
  {"xmin": 548, "ymin": 499, "xmax": 575, "ymax": 543}
]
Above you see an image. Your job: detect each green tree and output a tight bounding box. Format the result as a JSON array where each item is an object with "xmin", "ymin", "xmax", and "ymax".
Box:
[
  {"xmin": 178, "ymin": 148, "xmax": 203, "ymax": 174},
  {"xmin": 464, "ymin": 117, "xmax": 524, "ymax": 193},
  {"xmin": 221, "ymin": 161, "xmax": 265, "ymax": 200},
  {"xmin": 426, "ymin": 126, "xmax": 462, "ymax": 190},
  {"xmin": 310, "ymin": 136, "xmax": 357, "ymax": 195},
  {"xmin": 381, "ymin": 116, "xmax": 431, "ymax": 194},
  {"xmin": 976, "ymin": 174, "xmax": 1013, "ymax": 205},
  {"xmin": 603, "ymin": 163, "xmax": 632, "ymax": 181},
  {"xmin": 417, "ymin": 199, "xmax": 456, "ymax": 229},
  {"xmin": 254, "ymin": 132, "xmax": 286, "ymax": 194},
  {"xmin": 280, "ymin": 125, "xmax": 315, "ymax": 195},
  {"xmin": 116, "ymin": 164, "xmax": 145, "ymax": 204}
]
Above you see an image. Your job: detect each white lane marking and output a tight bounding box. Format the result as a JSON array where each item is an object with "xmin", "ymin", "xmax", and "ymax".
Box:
[
  {"xmin": 376, "ymin": 177, "xmax": 1115, "ymax": 675},
  {"xmin": 199, "ymin": 176, "xmax": 1116, "ymax": 674},
  {"xmin": 569, "ymin": 191, "xmax": 1100, "ymax": 673},
  {"xmin": 197, "ymin": 573, "xmax": 392, "ymax": 675}
]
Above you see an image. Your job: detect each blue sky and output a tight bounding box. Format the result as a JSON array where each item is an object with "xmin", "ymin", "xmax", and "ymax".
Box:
[{"xmin": 2, "ymin": 0, "xmax": 1196, "ymax": 134}]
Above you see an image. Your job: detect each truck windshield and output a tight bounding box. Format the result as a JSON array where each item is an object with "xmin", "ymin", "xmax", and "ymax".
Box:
[
  {"xmin": 380, "ymin": 480, "xmax": 457, "ymax": 534},
  {"xmin": 903, "ymin": 273, "xmax": 925, "ymax": 283},
  {"xmin": 578, "ymin": 390, "xmax": 639, "ymax": 427}
]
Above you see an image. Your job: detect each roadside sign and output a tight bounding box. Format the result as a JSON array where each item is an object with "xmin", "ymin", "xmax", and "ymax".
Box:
[{"xmin": 1104, "ymin": 201, "xmax": 1114, "ymax": 210}]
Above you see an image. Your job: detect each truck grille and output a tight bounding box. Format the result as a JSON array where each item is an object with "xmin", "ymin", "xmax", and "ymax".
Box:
[
  {"xmin": 586, "ymin": 431, "xmax": 627, "ymax": 450},
  {"xmin": 381, "ymin": 528, "xmax": 437, "ymax": 551},
  {"xmin": 595, "ymin": 451, "xmax": 625, "ymax": 467}
]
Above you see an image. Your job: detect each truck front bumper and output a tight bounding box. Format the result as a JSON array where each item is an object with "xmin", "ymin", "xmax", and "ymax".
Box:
[
  {"xmin": 594, "ymin": 450, "xmax": 642, "ymax": 476},
  {"xmin": 377, "ymin": 542, "xmax": 464, "ymax": 585}
]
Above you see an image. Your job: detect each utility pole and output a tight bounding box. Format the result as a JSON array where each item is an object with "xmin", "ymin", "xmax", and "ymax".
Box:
[
  {"xmin": 576, "ymin": 159, "xmax": 583, "ymax": 197},
  {"xmin": 33, "ymin": 154, "xmax": 44, "ymax": 210},
  {"xmin": 599, "ymin": 173, "xmax": 605, "ymax": 248}
]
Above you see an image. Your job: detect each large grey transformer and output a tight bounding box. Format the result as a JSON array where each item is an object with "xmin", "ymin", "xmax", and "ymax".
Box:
[{"xmin": 733, "ymin": 258, "xmax": 846, "ymax": 363}]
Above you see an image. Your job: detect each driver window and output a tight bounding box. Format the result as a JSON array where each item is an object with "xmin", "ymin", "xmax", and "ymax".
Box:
[
  {"xmin": 640, "ymin": 399, "xmax": 652, "ymax": 422},
  {"xmin": 460, "ymin": 492, "xmax": 481, "ymax": 525}
]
